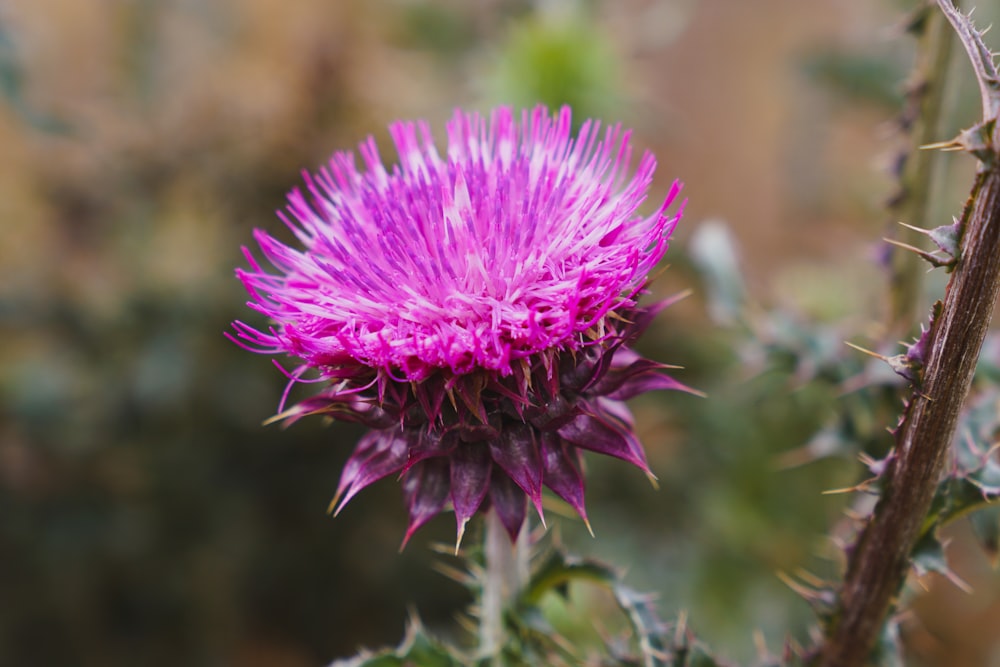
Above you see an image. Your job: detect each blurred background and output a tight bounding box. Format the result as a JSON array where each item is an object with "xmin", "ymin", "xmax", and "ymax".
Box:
[{"xmin": 3, "ymin": 0, "xmax": 1000, "ymax": 665}]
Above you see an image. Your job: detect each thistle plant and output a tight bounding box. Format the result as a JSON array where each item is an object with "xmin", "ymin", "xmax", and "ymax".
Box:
[
  {"xmin": 230, "ymin": 106, "xmax": 690, "ymax": 549},
  {"xmin": 227, "ymin": 2, "xmax": 1000, "ymax": 664}
]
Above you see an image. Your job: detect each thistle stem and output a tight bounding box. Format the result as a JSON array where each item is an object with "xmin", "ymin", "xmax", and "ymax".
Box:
[
  {"xmin": 480, "ymin": 511, "xmax": 529, "ymax": 661},
  {"xmin": 818, "ymin": 4, "xmax": 1000, "ymax": 663}
]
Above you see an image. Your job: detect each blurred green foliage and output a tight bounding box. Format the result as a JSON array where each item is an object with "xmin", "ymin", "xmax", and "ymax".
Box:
[
  {"xmin": 801, "ymin": 49, "xmax": 906, "ymax": 109},
  {"xmin": 488, "ymin": 10, "xmax": 623, "ymax": 123}
]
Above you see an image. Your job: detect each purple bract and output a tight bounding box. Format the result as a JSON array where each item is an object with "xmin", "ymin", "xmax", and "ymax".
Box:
[{"xmin": 231, "ymin": 106, "xmax": 690, "ymax": 547}]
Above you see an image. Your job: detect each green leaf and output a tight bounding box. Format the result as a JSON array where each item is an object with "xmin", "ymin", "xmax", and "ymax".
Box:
[
  {"xmin": 612, "ymin": 585, "xmax": 668, "ymax": 667},
  {"xmin": 329, "ymin": 618, "xmax": 468, "ymax": 667},
  {"xmin": 871, "ymin": 618, "xmax": 905, "ymax": 667},
  {"xmin": 517, "ymin": 547, "xmax": 729, "ymax": 667},
  {"xmin": 910, "ymin": 531, "xmax": 971, "ymax": 593},
  {"xmin": 917, "ymin": 388, "xmax": 1000, "ymax": 555},
  {"xmin": 521, "ymin": 549, "xmax": 619, "ymax": 607},
  {"xmin": 486, "ymin": 12, "xmax": 623, "ymax": 123},
  {"xmin": 969, "ymin": 504, "xmax": 1000, "ymax": 563}
]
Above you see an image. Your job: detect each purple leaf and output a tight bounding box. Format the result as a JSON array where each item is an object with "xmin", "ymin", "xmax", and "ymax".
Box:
[
  {"xmin": 401, "ymin": 430, "xmax": 457, "ymax": 474},
  {"xmin": 489, "ymin": 470, "xmax": 527, "ymax": 541},
  {"xmin": 413, "ymin": 375, "xmax": 448, "ymax": 424},
  {"xmin": 578, "ymin": 346, "xmax": 617, "ymax": 394},
  {"xmin": 489, "ymin": 423, "xmax": 544, "ymax": 519},
  {"xmin": 587, "ymin": 358, "xmax": 672, "ymax": 397},
  {"xmin": 607, "ymin": 372, "xmax": 696, "ymax": 401},
  {"xmin": 450, "ymin": 443, "xmax": 492, "ymax": 548},
  {"xmin": 400, "ymin": 457, "xmax": 450, "ymax": 549},
  {"xmin": 526, "ymin": 393, "xmax": 579, "ymax": 431},
  {"xmin": 557, "ymin": 409, "xmax": 652, "ymax": 476},
  {"xmin": 540, "ymin": 433, "xmax": 590, "ymax": 532},
  {"xmin": 330, "ymin": 431, "xmax": 392, "ymax": 509},
  {"xmin": 331, "ymin": 429, "xmax": 412, "ymax": 515},
  {"xmin": 596, "ymin": 397, "xmax": 634, "ymax": 427},
  {"xmin": 558, "ymin": 345, "xmax": 602, "ymax": 392}
]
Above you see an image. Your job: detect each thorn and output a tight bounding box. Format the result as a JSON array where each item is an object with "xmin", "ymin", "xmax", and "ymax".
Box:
[
  {"xmin": 795, "ymin": 568, "xmax": 828, "ymax": 588},
  {"xmin": 431, "ymin": 561, "xmax": 474, "ymax": 585},
  {"xmin": 263, "ymin": 405, "xmax": 310, "ymax": 426},
  {"xmin": 842, "ymin": 507, "xmax": 867, "ymax": 522},
  {"xmin": 882, "ymin": 237, "xmax": 953, "ymax": 268},
  {"xmin": 328, "ymin": 485, "xmax": 353, "ymax": 516},
  {"xmin": 582, "ymin": 515, "xmax": 595, "ymax": 538},
  {"xmin": 454, "ymin": 612, "xmax": 478, "ymax": 636},
  {"xmin": 428, "ymin": 541, "xmax": 457, "ymax": 556},
  {"xmin": 666, "ymin": 287, "xmax": 695, "ymax": 304},
  {"xmin": 858, "ymin": 451, "xmax": 880, "ymax": 467},
  {"xmin": 674, "ymin": 609, "xmax": 689, "ymax": 646},
  {"xmin": 646, "ymin": 264, "xmax": 672, "ymax": 283},
  {"xmin": 897, "ymin": 221, "xmax": 930, "ymax": 234},
  {"xmin": 821, "ymin": 482, "xmax": 873, "ymax": 496},
  {"xmin": 646, "ymin": 471, "xmax": 660, "ymax": 490},
  {"xmin": 753, "ymin": 629, "xmax": 769, "ymax": 661},
  {"xmin": 920, "ymin": 139, "xmax": 965, "ymax": 151},
  {"xmin": 776, "ymin": 570, "xmax": 820, "ymax": 600},
  {"xmin": 454, "ymin": 519, "xmax": 468, "ymax": 555},
  {"xmin": 942, "ymin": 569, "xmax": 975, "ymax": 594},
  {"xmin": 844, "ymin": 341, "xmax": 888, "ymax": 361},
  {"xmin": 845, "ymin": 341, "xmax": 922, "ymax": 383}
]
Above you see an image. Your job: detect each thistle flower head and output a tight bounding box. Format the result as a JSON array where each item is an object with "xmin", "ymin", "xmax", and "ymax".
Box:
[{"xmin": 232, "ymin": 106, "xmax": 690, "ymax": 547}]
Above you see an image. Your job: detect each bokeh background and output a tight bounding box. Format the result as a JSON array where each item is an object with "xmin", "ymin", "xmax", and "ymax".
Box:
[{"xmin": 3, "ymin": 0, "xmax": 1000, "ymax": 665}]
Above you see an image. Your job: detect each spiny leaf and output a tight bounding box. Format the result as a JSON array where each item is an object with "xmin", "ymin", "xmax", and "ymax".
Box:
[
  {"xmin": 871, "ymin": 617, "xmax": 906, "ymax": 667},
  {"xmin": 611, "ymin": 584, "xmax": 668, "ymax": 667},
  {"xmin": 917, "ymin": 388, "xmax": 1000, "ymax": 546},
  {"xmin": 521, "ymin": 549, "xmax": 619, "ymax": 607},
  {"xmin": 922, "ymin": 474, "xmax": 1000, "ymax": 535},
  {"xmin": 924, "ymin": 119, "xmax": 998, "ymax": 165},
  {"xmin": 911, "ymin": 531, "xmax": 973, "ymax": 592},
  {"xmin": 518, "ymin": 547, "xmax": 728, "ymax": 667},
  {"xmin": 937, "ymin": 0, "xmax": 1000, "ymax": 122},
  {"xmin": 969, "ymin": 505, "xmax": 1000, "ymax": 565},
  {"xmin": 328, "ymin": 617, "xmax": 467, "ymax": 667}
]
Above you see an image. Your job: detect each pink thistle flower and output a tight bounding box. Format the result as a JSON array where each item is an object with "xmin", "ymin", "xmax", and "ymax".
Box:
[{"xmin": 231, "ymin": 106, "xmax": 691, "ymax": 548}]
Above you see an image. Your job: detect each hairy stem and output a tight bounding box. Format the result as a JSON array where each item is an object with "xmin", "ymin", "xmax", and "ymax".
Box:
[
  {"xmin": 820, "ymin": 169, "xmax": 1000, "ymax": 666},
  {"xmin": 480, "ymin": 512, "xmax": 529, "ymax": 661},
  {"xmin": 819, "ymin": 4, "xmax": 1000, "ymax": 663}
]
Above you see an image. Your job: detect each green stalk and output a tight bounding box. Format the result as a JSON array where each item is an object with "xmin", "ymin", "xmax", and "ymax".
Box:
[{"xmin": 479, "ymin": 511, "xmax": 529, "ymax": 662}]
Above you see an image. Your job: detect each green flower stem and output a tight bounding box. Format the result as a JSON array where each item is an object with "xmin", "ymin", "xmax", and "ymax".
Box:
[
  {"xmin": 818, "ymin": 4, "xmax": 1000, "ymax": 664},
  {"xmin": 479, "ymin": 511, "xmax": 529, "ymax": 661}
]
